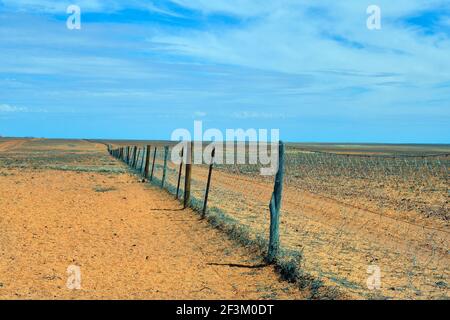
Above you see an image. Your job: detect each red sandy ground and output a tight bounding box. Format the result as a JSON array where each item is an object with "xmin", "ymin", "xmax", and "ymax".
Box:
[{"xmin": 0, "ymin": 140, "xmax": 305, "ymax": 299}]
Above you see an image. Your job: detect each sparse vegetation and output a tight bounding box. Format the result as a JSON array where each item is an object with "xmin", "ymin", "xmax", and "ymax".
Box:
[
  {"xmin": 118, "ymin": 141, "xmax": 449, "ymax": 300},
  {"xmin": 94, "ymin": 186, "xmax": 117, "ymax": 193},
  {"xmin": 2, "ymin": 138, "xmax": 448, "ymax": 300}
]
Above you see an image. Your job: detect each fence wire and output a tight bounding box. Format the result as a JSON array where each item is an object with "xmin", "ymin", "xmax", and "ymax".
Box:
[
  {"xmin": 283, "ymin": 149, "xmax": 449, "ymax": 299},
  {"xmin": 111, "ymin": 143, "xmax": 449, "ymax": 300}
]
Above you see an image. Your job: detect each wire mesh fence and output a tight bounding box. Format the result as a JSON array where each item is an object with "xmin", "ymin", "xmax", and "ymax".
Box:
[
  {"xmin": 282, "ymin": 150, "xmax": 449, "ymax": 299},
  {"xmin": 108, "ymin": 143, "xmax": 449, "ymax": 300}
]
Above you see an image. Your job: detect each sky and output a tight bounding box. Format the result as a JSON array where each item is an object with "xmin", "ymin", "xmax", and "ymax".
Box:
[{"xmin": 0, "ymin": 0, "xmax": 449, "ymax": 143}]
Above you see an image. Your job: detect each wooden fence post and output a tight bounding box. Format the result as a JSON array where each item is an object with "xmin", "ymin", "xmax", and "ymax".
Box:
[
  {"xmin": 161, "ymin": 146, "xmax": 169, "ymax": 188},
  {"xmin": 135, "ymin": 147, "xmax": 141, "ymax": 169},
  {"xmin": 144, "ymin": 145, "xmax": 151, "ymax": 179},
  {"xmin": 202, "ymin": 147, "xmax": 215, "ymax": 218},
  {"xmin": 132, "ymin": 146, "xmax": 138, "ymax": 168},
  {"xmin": 267, "ymin": 141, "xmax": 285, "ymax": 264},
  {"xmin": 129, "ymin": 146, "xmax": 133, "ymax": 165},
  {"xmin": 150, "ymin": 146, "xmax": 157, "ymax": 181},
  {"xmin": 139, "ymin": 147, "xmax": 146, "ymax": 174},
  {"xmin": 176, "ymin": 147, "xmax": 184, "ymax": 199},
  {"xmin": 183, "ymin": 142, "xmax": 193, "ymax": 209},
  {"xmin": 129, "ymin": 146, "xmax": 132, "ymax": 164},
  {"xmin": 134, "ymin": 147, "xmax": 138, "ymax": 168}
]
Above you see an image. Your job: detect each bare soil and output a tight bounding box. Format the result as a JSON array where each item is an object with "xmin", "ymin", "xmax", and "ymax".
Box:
[
  {"xmin": 183, "ymin": 166, "xmax": 449, "ymax": 299},
  {"xmin": 0, "ymin": 139, "xmax": 305, "ymax": 299}
]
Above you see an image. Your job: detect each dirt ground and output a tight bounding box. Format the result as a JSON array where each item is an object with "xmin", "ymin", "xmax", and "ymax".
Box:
[
  {"xmin": 122, "ymin": 144, "xmax": 449, "ymax": 299},
  {"xmin": 0, "ymin": 139, "xmax": 305, "ymax": 299},
  {"xmin": 175, "ymin": 164, "xmax": 449, "ymax": 299}
]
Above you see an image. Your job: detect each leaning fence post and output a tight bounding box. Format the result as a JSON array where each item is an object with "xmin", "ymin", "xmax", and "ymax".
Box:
[
  {"xmin": 267, "ymin": 141, "xmax": 284, "ymax": 264},
  {"xmin": 176, "ymin": 147, "xmax": 184, "ymax": 199},
  {"xmin": 144, "ymin": 145, "xmax": 151, "ymax": 178},
  {"xmin": 131, "ymin": 146, "xmax": 135, "ymax": 165},
  {"xmin": 135, "ymin": 147, "xmax": 141, "ymax": 169},
  {"xmin": 202, "ymin": 147, "xmax": 215, "ymax": 218},
  {"xmin": 161, "ymin": 146, "xmax": 169, "ymax": 188},
  {"xmin": 183, "ymin": 142, "xmax": 193, "ymax": 209},
  {"xmin": 139, "ymin": 147, "xmax": 146, "ymax": 174},
  {"xmin": 134, "ymin": 147, "xmax": 139, "ymax": 169},
  {"xmin": 133, "ymin": 146, "xmax": 138, "ymax": 168},
  {"xmin": 128, "ymin": 146, "xmax": 133, "ymax": 165},
  {"xmin": 150, "ymin": 146, "xmax": 157, "ymax": 181}
]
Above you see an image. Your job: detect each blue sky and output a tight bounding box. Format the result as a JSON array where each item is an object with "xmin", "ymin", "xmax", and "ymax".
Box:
[{"xmin": 0, "ymin": 0, "xmax": 449, "ymax": 143}]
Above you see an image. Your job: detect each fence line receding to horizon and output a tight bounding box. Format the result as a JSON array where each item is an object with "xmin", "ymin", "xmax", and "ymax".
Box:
[{"xmin": 107, "ymin": 142, "xmax": 449, "ymax": 300}]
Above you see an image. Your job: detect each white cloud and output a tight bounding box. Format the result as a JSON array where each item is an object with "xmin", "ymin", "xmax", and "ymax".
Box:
[
  {"xmin": 152, "ymin": 2, "xmax": 450, "ymax": 84},
  {"xmin": 0, "ymin": 104, "xmax": 47, "ymax": 113},
  {"xmin": 232, "ymin": 111, "xmax": 282, "ymax": 119},
  {"xmin": 0, "ymin": 0, "xmax": 179, "ymax": 15},
  {"xmin": 0, "ymin": 0, "xmax": 448, "ymax": 140},
  {"xmin": 0, "ymin": 104, "xmax": 28, "ymax": 112},
  {"xmin": 147, "ymin": 0, "xmax": 450, "ymax": 118}
]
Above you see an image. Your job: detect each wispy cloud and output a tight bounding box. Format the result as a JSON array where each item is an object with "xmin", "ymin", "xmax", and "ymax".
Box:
[
  {"xmin": 232, "ymin": 111, "xmax": 283, "ymax": 119},
  {"xmin": 0, "ymin": 104, "xmax": 47, "ymax": 113},
  {"xmin": 0, "ymin": 104, "xmax": 28, "ymax": 112},
  {"xmin": 0, "ymin": 1, "xmax": 448, "ymax": 142}
]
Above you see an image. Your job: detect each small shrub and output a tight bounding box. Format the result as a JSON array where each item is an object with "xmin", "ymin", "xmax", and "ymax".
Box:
[{"xmin": 94, "ymin": 186, "xmax": 116, "ymax": 193}]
